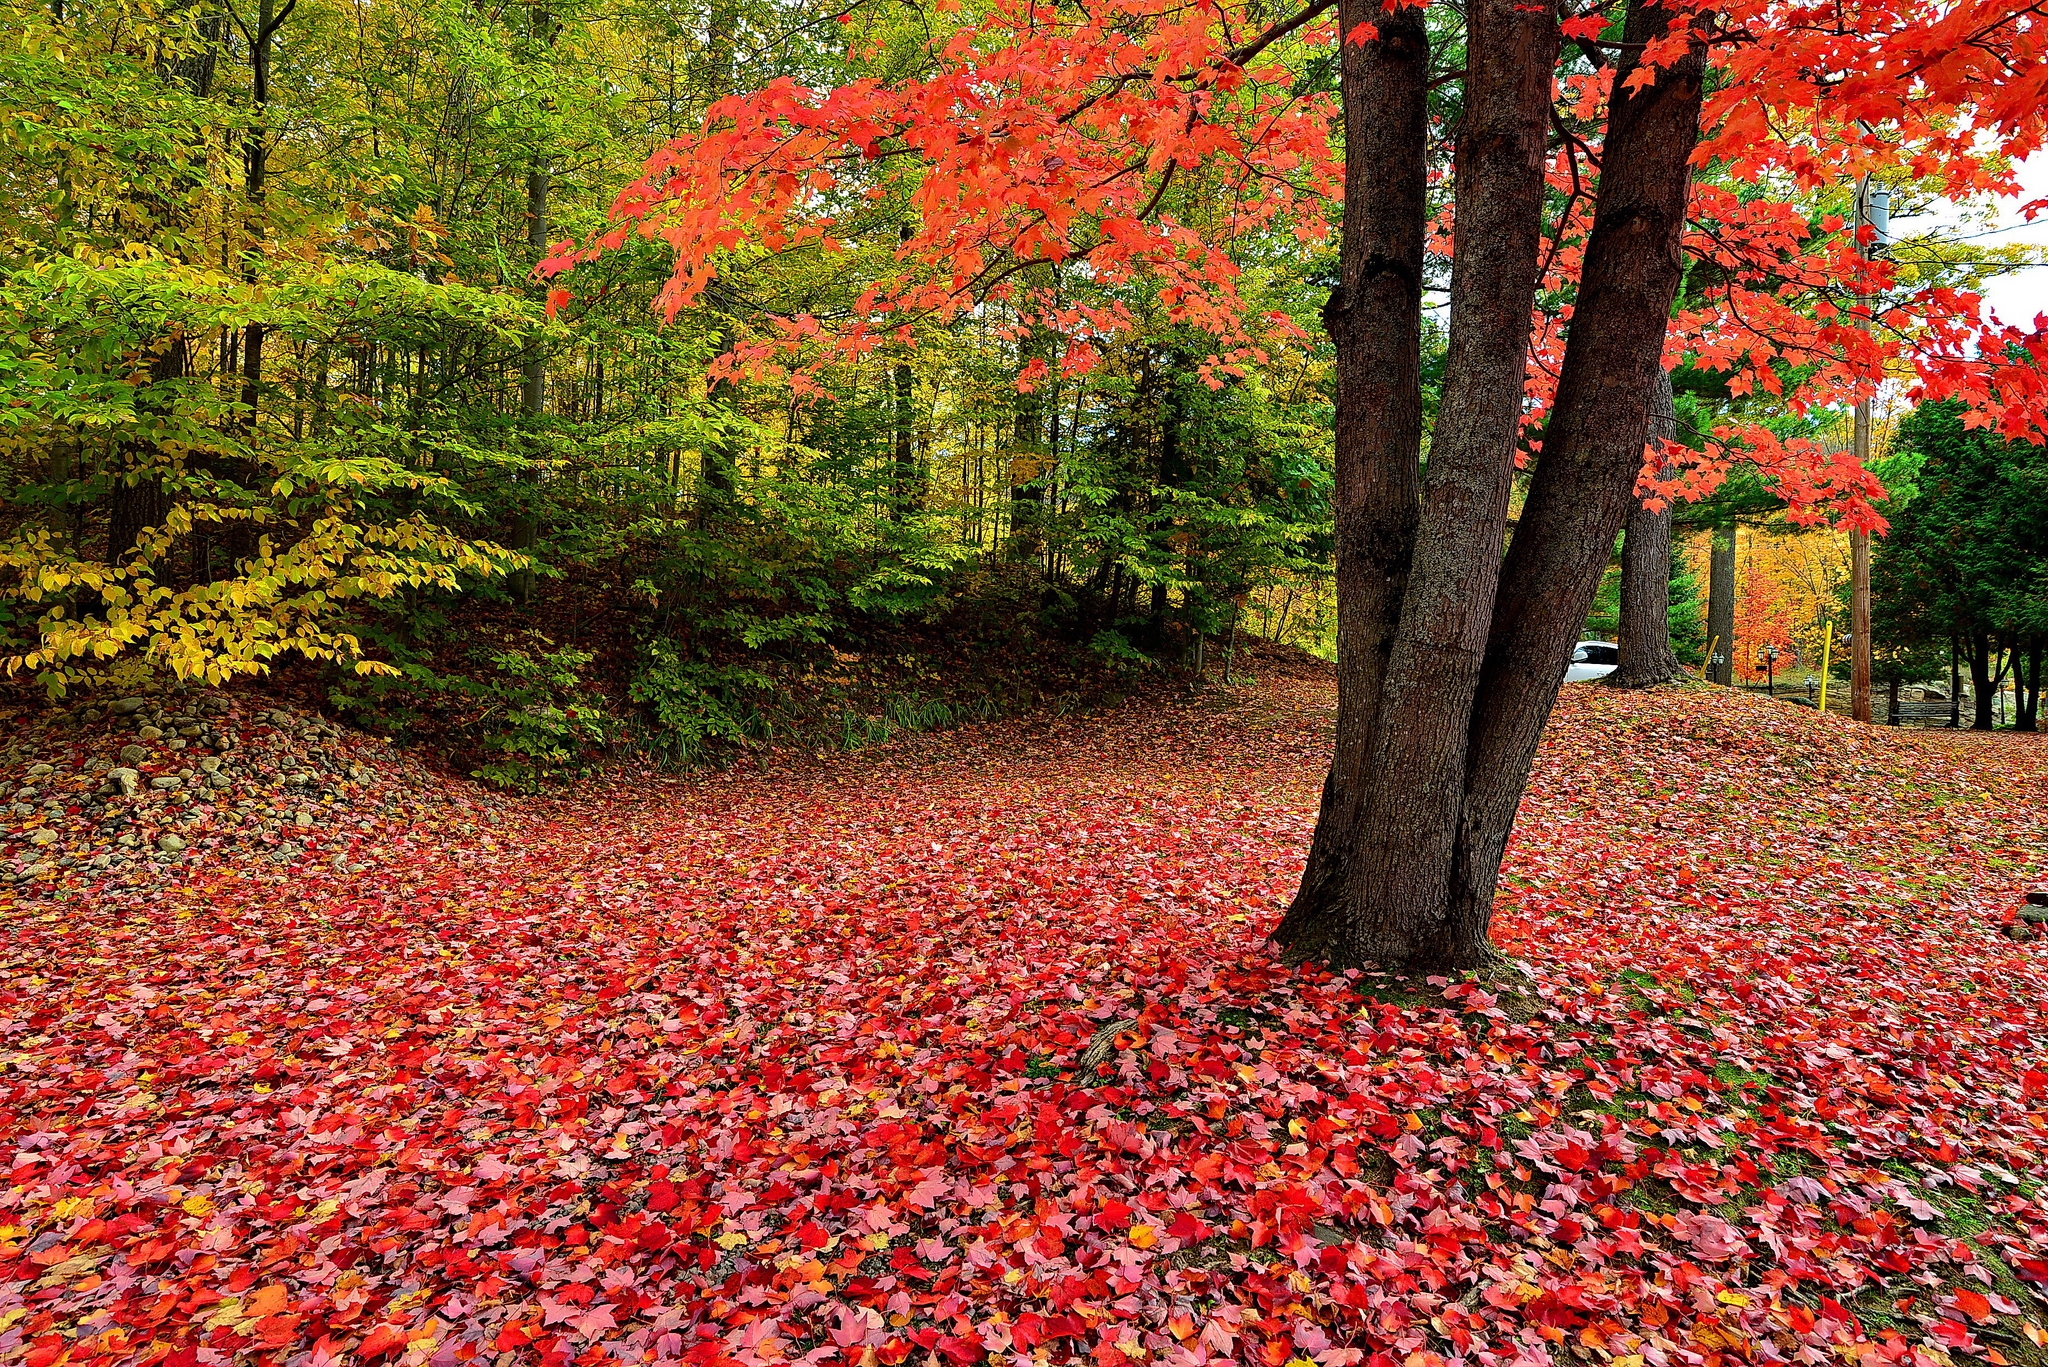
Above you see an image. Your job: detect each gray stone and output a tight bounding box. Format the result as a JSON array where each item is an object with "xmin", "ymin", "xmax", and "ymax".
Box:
[
  {"xmin": 150, "ymin": 776, "xmax": 182, "ymax": 790},
  {"xmin": 295, "ymin": 810, "xmax": 315, "ymax": 828},
  {"xmin": 136, "ymin": 725, "xmax": 163, "ymax": 741},
  {"xmin": 2005, "ymin": 921, "xmax": 2034, "ymax": 943},
  {"xmin": 157, "ymin": 834, "xmax": 187, "ymax": 853},
  {"xmin": 119, "ymin": 744, "xmax": 148, "ymax": 765},
  {"xmin": 207, "ymin": 772, "xmax": 231, "ymax": 790},
  {"xmin": 25, "ymin": 763, "xmax": 51, "ymax": 778},
  {"xmin": 28, "ymin": 829, "xmax": 57, "ymax": 846},
  {"xmin": 108, "ymin": 768, "xmax": 139, "ymax": 797},
  {"xmin": 199, "ymin": 757, "xmax": 221, "ymax": 774},
  {"xmin": 2019, "ymin": 906, "xmax": 2048, "ymax": 925},
  {"xmin": 109, "ymin": 697, "xmax": 147, "ymax": 716}
]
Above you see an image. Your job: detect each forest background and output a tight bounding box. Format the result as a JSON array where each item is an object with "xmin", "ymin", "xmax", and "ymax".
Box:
[{"xmin": 2, "ymin": 0, "xmax": 2044, "ymax": 786}]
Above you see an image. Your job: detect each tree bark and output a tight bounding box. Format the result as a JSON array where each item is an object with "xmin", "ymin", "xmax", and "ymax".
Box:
[
  {"xmin": 1271, "ymin": 0, "xmax": 1429, "ymax": 961},
  {"xmin": 1707, "ymin": 523, "xmax": 1736, "ymax": 684},
  {"xmin": 1949, "ymin": 631, "xmax": 1961, "ymax": 727},
  {"xmin": 1608, "ymin": 368, "xmax": 1689, "ymax": 687},
  {"xmin": 1850, "ymin": 527, "xmax": 1871, "ymax": 721},
  {"xmin": 1439, "ymin": 0, "xmax": 1707, "ymax": 967},
  {"xmin": 238, "ymin": 0, "xmax": 295, "ymax": 434},
  {"xmin": 1297, "ymin": 0, "xmax": 1559, "ymax": 971},
  {"xmin": 508, "ymin": 153, "xmax": 550, "ymax": 603},
  {"xmin": 110, "ymin": 337, "xmax": 187, "ymax": 562},
  {"xmin": 894, "ymin": 359, "xmax": 918, "ymax": 513},
  {"xmin": 1148, "ymin": 373, "xmax": 1184, "ymax": 645},
  {"xmin": 1968, "ymin": 628, "xmax": 1994, "ymax": 729},
  {"xmin": 2016, "ymin": 641, "xmax": 2041, "ymax": 732}
]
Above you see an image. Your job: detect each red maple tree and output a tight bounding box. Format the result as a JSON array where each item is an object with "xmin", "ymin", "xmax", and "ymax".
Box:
[{"xmin": 548, "ymin": 0, "xmax": 2048, "ymax": 970}]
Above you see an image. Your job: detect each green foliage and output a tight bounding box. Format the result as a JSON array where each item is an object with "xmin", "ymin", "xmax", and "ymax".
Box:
[
  {"xmin": 628, "ymin": 639, "xmax": 775, "ymax": 771},
  {"xmin": 1089, "ymin": 629, "xmax": 1158, "ymax": 674},
  {"xmin": 0, "ymin": 250, "xmax": 525, "ymax": 692},
  {"xmin": 1873, "ymin": 401, "xmax": 2047, "ymax": 656},
  {"xmin": 0, "ymin": 0, "xmax": 1333, "ymax": 763},
  {"xmin": 470, "ymin": 642, "xmax": 617, "ymax": 791},
  {"xmin": 1669, "ymin": 555, "xmax": 1707, "ymax": 665}
]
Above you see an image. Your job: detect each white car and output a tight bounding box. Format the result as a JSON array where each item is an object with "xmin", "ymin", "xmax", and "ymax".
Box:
[{"xmin": 1565, "ymin": 640, "xmax": 1620, "ymax": 683}]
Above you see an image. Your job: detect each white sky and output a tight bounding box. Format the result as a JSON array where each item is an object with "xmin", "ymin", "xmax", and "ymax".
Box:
[{"xmin": 1908, "ymin": 151, "xmax": 2048, "ymax": 331}]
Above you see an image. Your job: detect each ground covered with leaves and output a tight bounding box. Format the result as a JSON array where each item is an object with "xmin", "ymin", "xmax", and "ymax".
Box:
[{"xmin": 5, "ymin": 657, "xmax": 2048, "ymax": 1367}]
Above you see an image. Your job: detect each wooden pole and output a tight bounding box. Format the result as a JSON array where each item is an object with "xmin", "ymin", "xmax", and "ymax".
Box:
[{"xmin": 1849, "ymin": 173, "xmax": 1884, "ymax": 724}]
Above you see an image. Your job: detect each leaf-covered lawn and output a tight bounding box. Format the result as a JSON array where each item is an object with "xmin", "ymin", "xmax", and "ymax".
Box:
[{"xmin": 6, "ymin": 660, "xmax": 2048, "ymax": 1367}]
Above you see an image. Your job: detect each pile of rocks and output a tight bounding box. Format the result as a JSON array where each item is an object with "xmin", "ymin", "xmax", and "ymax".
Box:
[
  {"xmin": 0, "ymin": 685, "xmax": 505, "ymax": 894},
  {"xmin": 2003, "ymin": 889, "xmax": 2048, "ymax": 941}
]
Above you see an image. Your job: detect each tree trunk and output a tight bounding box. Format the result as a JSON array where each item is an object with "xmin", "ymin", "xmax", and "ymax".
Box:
[
  {"xmin": 894, "ymin": 358, "xmax": 918, "ymax": 513},
  {"xmin": 1968, "ymin": 629, "xmax": 1994, "ymax": 729},
  {"xmin": 1706, "ymin": 524, "xmax": 1736, "ymax": 684},
  {"xmin": 1284, "ymin": 0, "xmax": 1560, "ymax": 972},
  {"xmin": 2016, "ymin": 641, "xmax": 2041, "ymax": 732},
  {"xmin": 1850, "ymin": 527, "xmax": 1871, "ymax": 721},
  {"xmin": 1007, "ymin": 326, "xmax": 1049, "ymax": 559},
  {"xmin": 238, "ymin": 0, "xmax": 291, "ymax": 435},
  {"xmin": 1950, "ymin": 631, "xmax": 1961, "ymax": 727},
  {"xmin": 1272, "ymin": 0, "xmax": 1429, "ymax": 958},
  {"xmin": 1439, "ymin": 0, "xmax": 1707, "ymax": 967},
  {"xmin": 1608, "ymin": 368, "xmax": 1689, "ymax": 687},
  {"xmin": 1149, "ymin": 370, "xmax": 1186, "ymax": 646},
  {"xmin": 110, "ymin": 338, "xmax": 187, "ymax": 562},
  {"xmin": 508, "ymin": 153, "xmax": 550, "ymax": 603}
]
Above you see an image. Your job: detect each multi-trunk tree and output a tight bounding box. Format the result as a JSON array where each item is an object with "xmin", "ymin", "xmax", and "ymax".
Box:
[{"xmin": 554, "ymin": 0, "xmax": 2048, "ymax": 970}]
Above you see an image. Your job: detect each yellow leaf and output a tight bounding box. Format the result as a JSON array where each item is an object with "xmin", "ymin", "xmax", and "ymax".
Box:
[{"xmin": 1127, "ymin": 1224, "xmax": 1157, "ymax": 1249}]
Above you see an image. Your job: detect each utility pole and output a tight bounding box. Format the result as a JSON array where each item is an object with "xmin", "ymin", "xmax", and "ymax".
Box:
[{"xmin": 1850, "ymin": 174, "xmax": 1889, "ymax": 724}]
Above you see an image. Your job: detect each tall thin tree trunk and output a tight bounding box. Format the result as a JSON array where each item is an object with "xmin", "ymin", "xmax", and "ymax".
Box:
[
  {"xmin": 508, "ymin": 152, "xmax": 549, "ymax": 603},
  {"xmin": 1707, "ymin": 524, "xmax": 1736, "ymax": 684},
  {"xmin": 110, "ymin": 338, "xmax": 187, "ymax": 562},
  {"xmin": 1149, "ymin": 366, "xmax": 1186, "ymax": 646},
  {"xmin": 1969, "ymin": 629, "xmax": 1994, "ymax": 729},
  {"xmin": 1272, "ymin": 0, "xmax": 1429, "ymax": 959},
  {"xmin": 1609, "ymin": 369, "xmax": 1689, "ymax": 687},
  {"xmin": 894, "ymin": 358, "xmax": 917, "ymax": 513},
  {"xmin": 238, "ymin": 0, "xmax": 290, "ymax": 435},
  {"xmin": 1950, "ymin": 631, "xmax": 1961, "ymax": 728},
  {"xmin": 2017, "ymin": 642, "xmax": 2041, "ymax": 732},
  {"xmin": 1291, "ymin": 0, "xmax": 1560, "ymax": 971}
]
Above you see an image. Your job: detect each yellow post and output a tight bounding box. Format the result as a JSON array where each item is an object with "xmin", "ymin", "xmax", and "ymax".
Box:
[
  {"xmin": 1702, "ymin": 635, "xmax": 1720, "ymax": 682},
  {"xmin": 1818, "ymin": 629, "xmax": 1834, "ymax": 713}
]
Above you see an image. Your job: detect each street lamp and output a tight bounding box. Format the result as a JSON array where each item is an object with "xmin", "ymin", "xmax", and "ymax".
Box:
[{"xmin": 1758, "ymin": 643, "xmax": 1781, "ymax": 696}]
